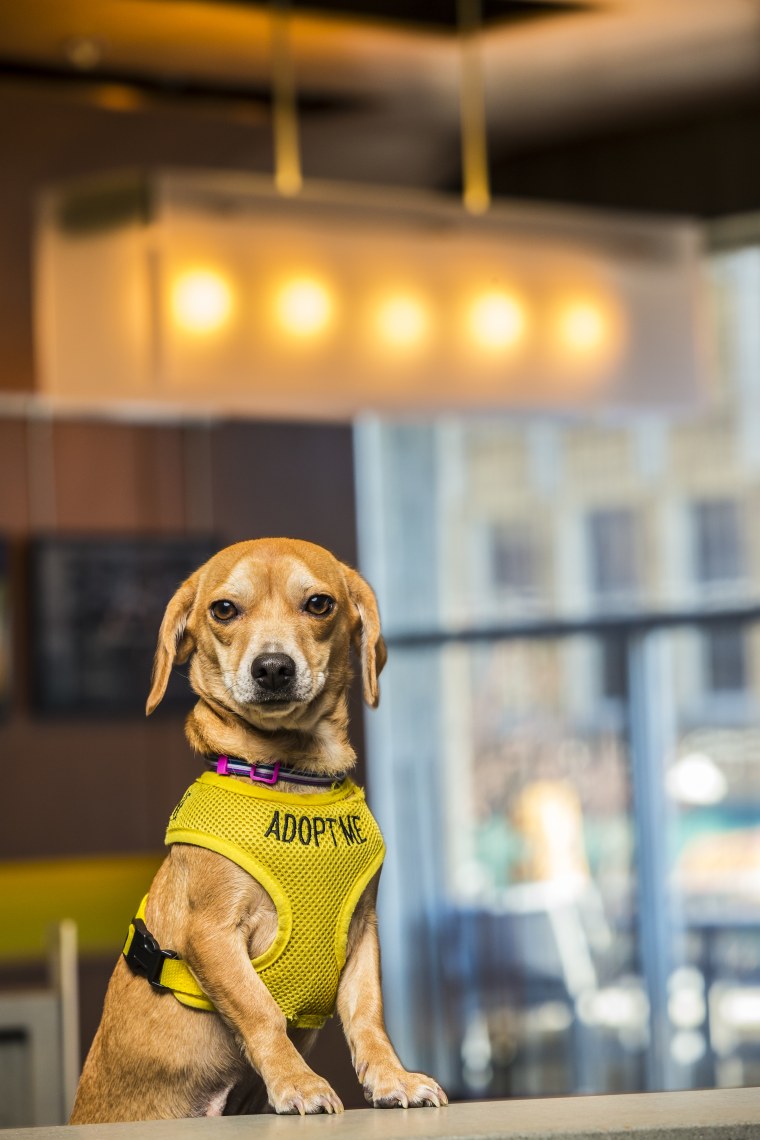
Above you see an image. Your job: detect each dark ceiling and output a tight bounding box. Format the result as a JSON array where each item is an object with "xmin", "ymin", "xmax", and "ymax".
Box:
[
  {"xmin": 273, "ymin": 0, "xmax": 592, "ymax": 33},
  {"xmin": 0, "ymin": 0, "xmax": 593, "ymax": 110}
]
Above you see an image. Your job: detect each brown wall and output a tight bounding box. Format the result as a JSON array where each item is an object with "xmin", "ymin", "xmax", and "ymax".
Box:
[{"xmin": 0, "ymin": 412, "xmax": 368, "ymax": 1106}]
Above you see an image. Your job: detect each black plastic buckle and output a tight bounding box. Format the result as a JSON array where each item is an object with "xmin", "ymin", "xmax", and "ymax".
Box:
[{"xmin": 124, "ymin": 918, "xmax": 178, "ymax": 992}]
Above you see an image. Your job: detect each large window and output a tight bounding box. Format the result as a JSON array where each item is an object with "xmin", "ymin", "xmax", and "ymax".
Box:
[
  {"xmin": 704, "ymin": 624, "xmax": 747, "ymax": 694},
  {"xmin": 692, "ymin": 500, "xmax": 744, "ymax": 589},
  {"xmin": 489, "ymin": 522, "xmax": 539, "ymax": 600},
  {"xmin": 354, "ymin": 240, "xmax": 760, "ymax": 1099},
  {"xmin": 587, "ymin": 508, "xmax": 640, "ymax": 603}
]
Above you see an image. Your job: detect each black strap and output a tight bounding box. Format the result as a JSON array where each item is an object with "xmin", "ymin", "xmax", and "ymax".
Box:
[{"xmin": 124, "ymin": 918, "xmax": 178, "ymax": 991}]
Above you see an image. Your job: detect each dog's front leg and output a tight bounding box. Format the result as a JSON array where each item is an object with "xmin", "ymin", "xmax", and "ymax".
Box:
[
  {"xmin": 337, "ymin": 888, "xmax": 447, "ymax": 1109},
  {"xmin": 182, "ymin": 912, "xmax": 343, "ymax": 1115}
]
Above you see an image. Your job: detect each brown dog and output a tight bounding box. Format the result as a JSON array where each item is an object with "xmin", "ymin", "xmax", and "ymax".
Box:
[{"xmin": 70, "ymin": 538, "xmax": 446, "ymax": 1121}]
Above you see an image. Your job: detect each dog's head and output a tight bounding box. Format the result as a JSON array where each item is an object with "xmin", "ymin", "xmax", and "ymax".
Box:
[{"xmin": 146, "ymin": 538, "xmax": 386, "ymax": 729}]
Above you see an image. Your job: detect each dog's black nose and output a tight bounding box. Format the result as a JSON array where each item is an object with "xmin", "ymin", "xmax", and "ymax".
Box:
[{"xmin": 252, "ymin": 653, "xmax": 297, "ymax": 693}]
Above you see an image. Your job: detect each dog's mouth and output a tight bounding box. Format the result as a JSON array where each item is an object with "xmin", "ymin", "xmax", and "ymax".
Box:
[
  {"xmin": 221, "ymin": 658, "xmax": 326, "ymax": 717},
  {"xmin": 246, "ymin": 693, "xmax": 310, "ymax": 727},
  {"xmin": 250, "ymin": 690, "xmax": 302, "ymax": 706}
]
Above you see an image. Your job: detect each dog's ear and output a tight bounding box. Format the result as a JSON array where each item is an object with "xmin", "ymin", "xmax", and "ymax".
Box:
[
  {"xmin": 343, "ymin": 565, "xmax": 387, "ymax": 708},
  {"xmin": 146, "ymin": 573, "xmax": 199, "ymax": 716}
]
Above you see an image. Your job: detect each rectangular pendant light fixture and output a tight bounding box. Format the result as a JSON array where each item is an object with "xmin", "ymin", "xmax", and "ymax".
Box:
[{"xmin": 35, "ymin": 171, "xmax": 706, "ymax": 420}]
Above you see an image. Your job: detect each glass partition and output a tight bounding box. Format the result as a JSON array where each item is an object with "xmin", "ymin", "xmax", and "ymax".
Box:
[
  {"xmin": 355, "ymin": 241, "xmax": 760, "ymax": 1098},
  {"xmin": 374, "ymin": 635, "xmax": 639, "ymax": 1097},
  {"xmin": 362, "ymin": 615, "xmax": 760, "ymax": 1098}
]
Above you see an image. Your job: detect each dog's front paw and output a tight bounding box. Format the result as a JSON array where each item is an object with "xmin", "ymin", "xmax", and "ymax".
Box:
[
  {"xmin": 359, "ymin": 1064, "xmax": 448, "ymax": 1109},
  {"xmin": 268, "ymin": 1070, "xmax": 344, "ymax": 1116}
]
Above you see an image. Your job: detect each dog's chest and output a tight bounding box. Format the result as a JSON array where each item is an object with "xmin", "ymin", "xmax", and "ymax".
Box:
[{"xmin": 165, "ymin": 773, "xmax": 386, "ymax": 1027}]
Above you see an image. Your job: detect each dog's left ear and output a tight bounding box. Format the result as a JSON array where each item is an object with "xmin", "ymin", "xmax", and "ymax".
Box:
[
  {"xmin": 343, "ymin": 565, "xmax": 387, "ymax": 708},
  {"xmin": 146, "ymin": 572, "xmax": 199, "ymax": 716}
]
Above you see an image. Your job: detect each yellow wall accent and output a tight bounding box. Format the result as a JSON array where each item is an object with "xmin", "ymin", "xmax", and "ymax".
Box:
[{"xmin": 0, "ymin": 852, "xmax": 164, "ymax": 962}]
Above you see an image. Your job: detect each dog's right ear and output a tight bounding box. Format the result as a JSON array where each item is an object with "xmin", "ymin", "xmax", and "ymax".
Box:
[{"xmin": 146, "ymin": 573, "xmax": 199, "ymax": 716}]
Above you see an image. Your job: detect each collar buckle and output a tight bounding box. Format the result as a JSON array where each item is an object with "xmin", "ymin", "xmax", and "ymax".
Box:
[
  {"xmin": 216, "ymin": 755, "xmax": 281, "ymax": 784},
  {"xmin": 211, "ymin": 754, "xmax": 342, "ymax": 788},
  {"xmin": 249, "ymin": 762, "xmax": 280, "ymax": 785}
]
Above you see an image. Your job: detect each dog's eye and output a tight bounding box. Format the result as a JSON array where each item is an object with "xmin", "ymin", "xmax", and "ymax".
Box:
[
  {"xmin": 210, "ymin": 599, "xmax": 238, "ymax": 622},
  {"xmin": 305, "ymin": 594, "xmax": 335, "ymax": 617}
]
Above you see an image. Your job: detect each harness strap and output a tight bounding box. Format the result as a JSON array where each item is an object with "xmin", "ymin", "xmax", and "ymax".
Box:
[
  {"xmin": 122, "ymin": 897, "xmax": 328, "ymax": 1025},
  {"xmin": 122, "ymin": 896, "xmax": 214, "ymax": 1012}
]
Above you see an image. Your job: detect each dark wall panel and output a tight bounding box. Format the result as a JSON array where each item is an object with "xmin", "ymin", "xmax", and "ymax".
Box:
[
  {"xmin": 0, "ymin": 713, "xmax": 196, "ymax": 859},
  {"xmin": 0, "ymin": 413, "xmax": 367, "ymax": 1106},
  {"xmin": 1, "ymin": 415, "xmax": 363, "ymax": 857},
  {"xmin": 0, "ymin": 419, "xmax": 30, "ymax": 533},
  {"xmin": 211, "ymin": 422, "xmax": 359, "ymax": 566}
]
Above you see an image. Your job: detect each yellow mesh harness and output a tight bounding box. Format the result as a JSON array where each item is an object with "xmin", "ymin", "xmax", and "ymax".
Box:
[{"xmin": 123, "ymin": 772, "xmax": 385, "ymax": 1028}]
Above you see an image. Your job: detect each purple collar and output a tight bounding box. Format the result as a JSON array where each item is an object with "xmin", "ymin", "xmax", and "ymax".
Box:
[{"xmin": 206, "ymin": 754, "xmax": 345, "ymax": 788}]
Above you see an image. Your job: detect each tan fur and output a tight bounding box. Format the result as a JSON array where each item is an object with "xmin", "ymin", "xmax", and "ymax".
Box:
[{"xmin": 70, "ymin": 538, "xmax": 446, "ymax": 1122}]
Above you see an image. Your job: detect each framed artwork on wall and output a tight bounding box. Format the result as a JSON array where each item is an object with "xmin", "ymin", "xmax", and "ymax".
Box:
[{"xmin": 30, "ymin": 536, "xmax": 217, "ymax": 715}]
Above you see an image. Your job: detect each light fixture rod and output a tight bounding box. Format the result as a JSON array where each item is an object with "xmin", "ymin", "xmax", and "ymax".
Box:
[
  {"xmin": 458, "ymin": 0, "xmax": 490, "ymax": 215},
  {"xmin": 271, "ymin": 3, "xmax": 302, "ymax": 197}
]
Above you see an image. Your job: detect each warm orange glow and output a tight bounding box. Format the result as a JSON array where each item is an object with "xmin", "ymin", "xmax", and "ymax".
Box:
[
  {"xmin": 557, "ymin": 300, "xmax": 608, "ymax": 355},
  {"xmin": 171, "ymin": 270, "xmax": 234, "ymax": 335},
  {"xmin": 375, "ymin": 294, "xmax": 429, "ymax": 350},
  {"xmin": 468, "ymin": 291, "xmax": 526, "ymax": 351},
  {"xmin": 275, "ymin": 277, "xmax": 333, "ymax": 338}
]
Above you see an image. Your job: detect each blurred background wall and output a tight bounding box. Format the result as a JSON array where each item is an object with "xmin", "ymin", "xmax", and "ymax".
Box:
[{"xmin": 0, "ymin": 416, "xmax": 363, "ymax": 1116}]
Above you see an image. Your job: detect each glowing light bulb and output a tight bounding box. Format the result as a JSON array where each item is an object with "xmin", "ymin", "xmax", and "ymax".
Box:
[
  {"xmin": 469, "ymin": 291, "xmax": 526, "ymax": 351},
  {"xmin": 666, "ymin": 753, "xmax": 727, "ymax": 806},
  {"xmin": 375, "ymin": 294, "xmax": 429, "ymax": 350},
  {"xmin": 276, "ymin": 278, "xmax": 333, "ymax": 338},
  {"xmin": 558, "ymin": 300, "xmax": 607, "ymax": 354},
  {"xmin": 171, "ymin": 270, "xmax": 234, "ymax": 335}
]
